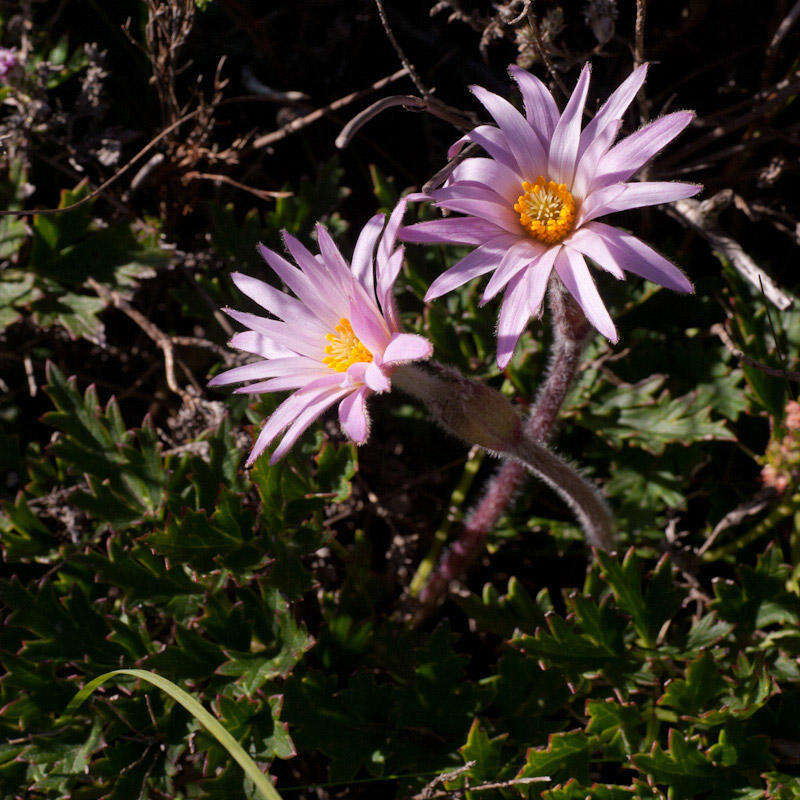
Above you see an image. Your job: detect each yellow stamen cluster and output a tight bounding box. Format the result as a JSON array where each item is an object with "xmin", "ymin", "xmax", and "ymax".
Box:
[
  {"xmin": 513, "ymin": 177, "xmax": 577, "ymax": 245},
  {"xmin": 323, "ymin": 318, "xmax": 372, "ymax": 372}
]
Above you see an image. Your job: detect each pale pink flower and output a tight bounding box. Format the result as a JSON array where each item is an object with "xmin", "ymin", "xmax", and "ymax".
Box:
[
  {"xmin": 0, "ymin": 48, "xmax": 17, "ymax": 79},
  {"xmin": 400, "ymin": 64, "xmax": 701, "ymax": 367},
  {"xmin": 210, "ymin": 200, "xmax": 433, "ymax": 466}
]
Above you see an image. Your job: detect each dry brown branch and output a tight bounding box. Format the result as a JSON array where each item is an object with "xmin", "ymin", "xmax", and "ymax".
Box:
[
  {"xmin": 252, "ymin": 68, "xmax": 410, "ymax": 149},
  {"xmin": 634, "ymin": 0, "xmax": 647, "ymax": 67},
  {"xmin": 412, "ymin": 759, "xmax": 550, "ymax": 800},
  {"xmin": 335, "ymin": 94, "xmax": 476, "ymax": 150},
  {"xmin": 422, "ymin": 143, "xmax": 480, "ymax": 193},
  {"xmin": 183, "ymin": 171, "xmax": 292, "ymax": 202},
  {"xmin": 711, "ymin": 323, "xmax": 800, "ymax": 381},
  {"xmin": 87, "ymin": 278, "xmax": 193, "ymax": 400},
  {"xmin": 763, "ymin": 0, "xmax": 800, "ymax": 83},
  {"xmin": 698, "ymin": 486, "xmax": 778, "ymax": 556},
  {"xmin": 668, "ymin": 192, "xmax": 793, "ymax": 310},
  {"xmin": 374, "ymin": 0, "xmax": 429, "ymax": 97},
  {"xmin": 526, "ymin": 8, "xmax": 569, "ymax": 100}
]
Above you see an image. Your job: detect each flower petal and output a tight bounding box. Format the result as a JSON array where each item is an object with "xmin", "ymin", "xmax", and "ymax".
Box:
[
  {"xmin": 470, "ymin": 85, "xmax": 547, "ymax": 178},
  {"xmin": 554, "ymin": 246, "xmax": 618, "ymax": 342},
  {"xmin": 581, "ymin": 221, "xmax": 693, "ymax": 292},
  {"xmin": 525, "ymin": 249, "xmax": 556, "ymax": 317},
  {"xmin": 259, "ymin": 241, "xmax": 339, "ymax": 327},
  {"xmin": 450, "ymin": 157, "xmax": 525, "ymax": 203},
  {"xmin": 348, "ymin": 295, "xmax": 391, "ymax": 356},
  {"xmin": 231, "ymin": 272, "xmax": 326, "ymax": 332},
  {"xmin": 496, "ymin": 269, "xmax": 532, "ymax": 369},
  {"xmin": 381, "ymin": 332, "xmax": 433, "ymax": 365},
  {"xmin": 351, "ymin": 212, "xmax": 385, "ymax": 295},
  {"xmin": 223, "ymin": 308, "xmax": 325, "ymax": 359},
  {"xmin": 209, "ymin": 357, "xmax": 318, "ymax": 387},
  {"xmin": 448, "ymin": 125, "xmax": 519, "ymax": 173},
  {"xmin": 509, "ymin": 65, "xmax": 560, "ymax": 147},
  {"xmin": 338, "ymin": 387, "xmax": 370, "ymax": 444},
  {"xmin": 481, "ymin": 238, "xmax": 545, "ymax": 304},
  {"xmin": 593, "ymin": 111, "xmax": 694, "ymax": 189},
  {"xmin": 581, "ymin": 181, "xmax": 701, "ymax": 222},
  {"xmin": 364, "ymin": 361, "xmax": 391, "ymax": 393},
  {"xmin": 245, "ymin": 378, "xmax": 345, "ymax": 466},
  {"xmin": 563, "ymin": 228, "xmax": 625, "ymax": 279},
  {"xmin": 577, "ymin": 63, "xmax": 648, "ymax": 160},
  {"xmin": 425, "ymin": 233, "xmax": 519, "ymax": 300},
  {"xmin": 229, "ymin": 331, "xmax": 293, "ymax": 358},
  {"xmin": 572, "ymin": 119, "xmax": 621, "ymax": 200},
  {"xmin": 548, "ymin": 63, "xmax": 592, "ymax": 187},
  {"xmin": 430, "ymin": 186, "xmax": 524, "ymax": 234},
  {"xmin": 268, "ymin": 387, "xmax": 351, "ymax": 464},
  {"xmin": 399, "ymin": 217, "xmax": 505, "ymax": 246}
]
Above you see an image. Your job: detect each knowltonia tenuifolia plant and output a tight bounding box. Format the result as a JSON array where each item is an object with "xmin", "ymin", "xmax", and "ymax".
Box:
[{"xmin": 212, "ymin": 62, "xmax": 698, "ymax": 606}]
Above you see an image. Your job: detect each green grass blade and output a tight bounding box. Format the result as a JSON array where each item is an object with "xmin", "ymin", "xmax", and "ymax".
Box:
[{"xmin": 63, "ymin": 667, "xmax": 284, "ymax": 800}]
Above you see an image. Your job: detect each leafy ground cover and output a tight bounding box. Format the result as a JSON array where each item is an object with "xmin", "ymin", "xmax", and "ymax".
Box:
[{"xmin": 2, "ymin": 1, "xmax": 800, "ymax": 798}]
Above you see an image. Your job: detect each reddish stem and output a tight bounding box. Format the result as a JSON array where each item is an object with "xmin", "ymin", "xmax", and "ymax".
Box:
[{"xmin": 418, "ymin": 285, "xmax": 591, "ymax": 607}]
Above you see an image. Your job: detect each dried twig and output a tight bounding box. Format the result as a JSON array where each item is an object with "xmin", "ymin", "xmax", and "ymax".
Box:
[
  {"xmin": 252, "ymin": 67, "xmax": 410, "ymax": 149},
  {"xmin": 634, "ymin": 0, "xmax": 647, "ymax": 67},
  {"xmin": 183, "ymin": 171, "xmax": 292, "ymax": 202},
  {"xmin": 668, "ymin": 192, "xmax": 793, "ymax": 310},
  {"xmin": 712, "ymin": 323, "xmax": 800, "ymax": 381},
  {"xmin": 335, "ymin": 94, "xmax": 476, "ymax": 149},
  {"xmin": 87, "ymin": 278, "xmax": 193, "ymax": 400},
  {"xmin": 374, "ymin": 0, "xmax": 429, "ymax": 97},
  {"xmin": 526, "ymin": 8, "xmax": 569, "ymax": 100},
  {"xmin": 422, "ymin": 143, "xmax": 480, "ymax": 193},
  {"xmin": 698, "ymin": 487, "xmax": 778, "ymax": 556}
]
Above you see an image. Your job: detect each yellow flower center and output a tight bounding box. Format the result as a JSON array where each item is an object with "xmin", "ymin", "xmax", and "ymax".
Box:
[
  {"xmin": 513, "ymin": 177, "xmax": 577, "ymax": 245},
  {"xmin": 322, "ymin": 318, "xmax": 373, "ymax": 372}
]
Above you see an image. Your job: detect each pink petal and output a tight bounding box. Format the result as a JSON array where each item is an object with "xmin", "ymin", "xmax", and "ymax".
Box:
[
  {"xmin": 470, "ymin": 85, "xmax": 547, "ymax": 178},
  {"xmin": 450, "ymin": 157, "xmax": 525, "ymax": 203},
  {"xmin": 382, "ymin": 333, "xmax": 433, "ymax": 365},
  {"xmin": 554, "ymin": 247, "xmax": 618, "ymax": 342},
  {"xmin": 481, "ymin": 238, "xmax": 545, "ymax": 304},
  {"xmin": 572, "ymin": 119, "xmax": 621, "ymax": 200},
  {"xmin": 364, "ymin": 361, "xmax": 391, "ymax": 393},
  {"xmin": 425, "ymin": 233, "xmax": 519, "ymax": 301},
  {"xmin": 525, "ymin": 249, "xmax": 556, "ymax": 316},
  {"xmin": 376, "ymin": 245, "xmax": 404, "ymax": 325},
  {"xmin": 379, "ymin": 198, "xmax": 408, "ymax": 263},
  {"xmin": 316, "ymin": 223, "xmax": 354, "ymax": 292},
  {"xmin": 229, "ymin": 331, "xmax": 293, "ymax": 358},
  {"xmin": 245, "ymin": 378, "xmax": 343, "ymax": 466},
  {"xmin": 563, "ymin": 228, "xmax": 625, "ymax": 279},
  {"xmin": 351, "ymin": 212, "xmax": 385, "ymax": 295},
  {"xmin": 582, "ymin": 181, "xmax": 701, "ymax": 222},
  {"xmin": 430, "ymin": 186, "xmax": 523, "ymax": 235},
  {"xmin": 268, "ymin": 387, "xmax": 351, "ymax": 464},
  {"xmin": 577, "ymin": 64, "xmax": 648, "ymax": 161},
  {"xmin": 399, "ymin": 217, "xmax": 505, "ymax": 246},
  {"xmin": 234, "ymin": 368, "xmax": 333, "ymax": 394},
  {"xmin": 496, "ymin": 269, "xmax": 532, "ymax": 369},
  {"xmin": 581, "ymin": 221, "xmax": 693, "ymax": 292},
  {"xmin": 258, "ymin": 242, "xmax": 339, "ymax": 327},
  {"xmin": 231, "ymin": 272, "xmax": 326, "ymax": 332},
  {"xmin": 223, "ymin": 308, "xmax": 325, "ymax": 359},
  {"xmin": 575, "ymin": 183, "xmax": 626, "ymax": 227},
  {"xmin": 338, "ymin": 387, "xmax": 370, "ymax": 444},
  {"xmin": 447, "ymin": 125, "xmax": 519, "ymax": 173},
  {"xmin": 209, "ymin": 357, "xmax": 316, "ymax": 387},
  {"xmin": 548, "ymin": 63, "xmax": 592, "ymax": 187},
  {"xmin": 509, "ymin": 65, "xmax": 560, "ymax": 147},
  {"xmin": 593, "ymin": 111, "xmax": 695, "ymax": 190},
  {"xmin": 348, "ymin": 295, "xmax": 391, "ymax": 355}
]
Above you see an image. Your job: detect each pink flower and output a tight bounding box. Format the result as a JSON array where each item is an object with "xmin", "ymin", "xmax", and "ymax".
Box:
[
  {"xmin": 0, "ymin": 48, "xmax": 17, "ymax": 79},
  {"xmin": 400, "ymin": 64, "xmax": 701, "ymax": 367},
  {"xmin": 210, "ymin": 200, "xmax": 433, "ymax": 466}
]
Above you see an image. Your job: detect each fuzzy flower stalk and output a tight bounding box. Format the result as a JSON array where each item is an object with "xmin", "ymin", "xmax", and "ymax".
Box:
[
  {"xmin": 210, "ymin": 200, "xmax": 432, "ymax": 466},
  {"xmin": 402, "ymin": 63, "xmax": 698, "ymax": 606}
]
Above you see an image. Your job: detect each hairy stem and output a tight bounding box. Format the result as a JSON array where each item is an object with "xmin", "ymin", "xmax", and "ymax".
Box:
[{"xmin": 411, "ymin": 286, "xmax": 597, "ymax": 607}]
